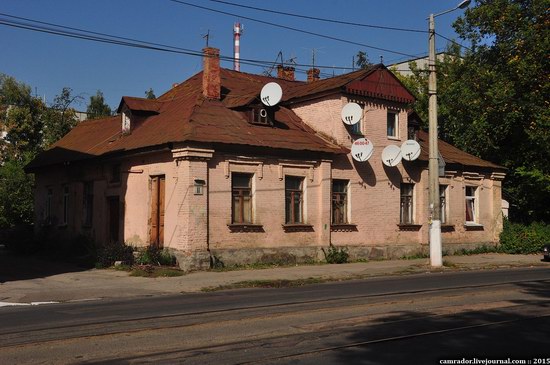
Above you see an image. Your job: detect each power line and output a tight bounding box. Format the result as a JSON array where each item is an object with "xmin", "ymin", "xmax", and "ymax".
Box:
[
  {"xmin": 435, "ymin": 32, "xmax": 472, "ymax": 52},
  {"xmin": 0, "ymin": 13, "xmax": 417, "ymax": 76},
  {"xmin": 207, "ymin": 0, "xmax": 428, "ymax": 34},
  {"xmin": 0, "ymin": 12, "xmax": 204, "ymax": 55},
  {"xmin": 168, "ymin": 0, "xmax": 417, "ymax": 58}
]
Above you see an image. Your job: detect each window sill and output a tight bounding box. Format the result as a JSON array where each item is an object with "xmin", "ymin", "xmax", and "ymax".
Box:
[
  {"xmin": 228, "ymin": 224, "xmax": 264, "ymax": 233},
  {"xmin": 331, "ymin": 224, "xmax": 358, "ymax": 232},
  {"xmin": 387, "ymin": 136, "xmax": 401, "ymax": 141},
  {"xmin": 464, "ymin": 223, "xmax": 484, "ymax": 231},
  {"xmin": 441, "ymin": 224, "xmax": 455, "ymax": 232},
  {"xmin": 397, "ymin": 224, "xmax": 422, "ymax": 231},
  {"xmin": 282, "ymin": 224, "xmax": 314, "ymax": 232}
]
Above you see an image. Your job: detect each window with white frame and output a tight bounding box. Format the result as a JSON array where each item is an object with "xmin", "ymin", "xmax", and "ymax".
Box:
[
  {"xmin": 387, "ymin": 110, "xmax": 399, "ymax": 138},
  {"xmin": 232, "ymin": 173, "xmax": 253, "ymax": 224},
  {"xmin": 439, "ymin": 185, "xmax": 447, "ymax": 224},
  {"xmin": 285, "ymin": 176, "xmax": 304, "ymax": 224},
  {"xmin": 400, "ymin": 183, "xmax": 414, "ymax": 224},
  {"xmin": 332, "ymin": 179, "xmax": 349, "ymax": 224},
  {"xmin": 122, "ymin": 109, "xmax": 131, "ymax": 134},
  {"xmin": 465, "ymin": 186, "xmax": 477, "ymax": 223}
]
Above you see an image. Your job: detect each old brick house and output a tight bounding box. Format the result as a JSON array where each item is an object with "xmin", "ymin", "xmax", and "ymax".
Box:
[{"xmin": 26, "ymin": 47, "xmax": 506, "ymax": 270}]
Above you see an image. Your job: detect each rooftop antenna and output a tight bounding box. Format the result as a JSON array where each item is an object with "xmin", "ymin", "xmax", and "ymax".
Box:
[
  {"xmin": 263, "ymin": 51, "xmax": 284, "ymax": 77},
  {"xmin": 302, "ymin": 47, "xmax": 324, "ymax": 69},
  {"xmin": 202, "ymin": 29, "xmax": 211, "ymax": 47}
]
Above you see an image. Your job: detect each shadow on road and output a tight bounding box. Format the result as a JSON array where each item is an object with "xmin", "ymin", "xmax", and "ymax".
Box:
[
  {"xmin": 332, "ymin": 282, "xmax": 550, "ymax": 364},
  {"xmin": 0, "ymin": 249, "xmax": 92, "ymax": 283}
]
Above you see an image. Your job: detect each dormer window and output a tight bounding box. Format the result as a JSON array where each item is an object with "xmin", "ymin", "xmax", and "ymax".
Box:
[
  {"xmin": 249, "ymin": 106, "xmax": 274, "ymax": 126},
  {"xmin": 117, "ymin": 96, "xmax": 161, "ymax": 135},
  {"xmin": 122, "ymin": 108, "xmax": 131, "ymax": 134}
]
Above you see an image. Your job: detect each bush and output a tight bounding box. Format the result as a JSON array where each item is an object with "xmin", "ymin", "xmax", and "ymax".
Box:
[
  {"xmin": 499, "ymin": 219, "xmax": 550, "ymax": 254},
  {"xmin": 2, "ymin": 225, "xmax": 38, "ymax": 254},
  {"xmin": 135, "ymin": 246, "xmax": 176, "ymax": 266},
  {"xmin": 96, "ymin": 242, "xmax": 134, "ymax": 268},
  {"xmin": 322, "ymin": 244, "xmax": 349, "ymax": 264},
  {"xmin": 453, "ymin": 244, "xmax": 499, "ymax": 256}
]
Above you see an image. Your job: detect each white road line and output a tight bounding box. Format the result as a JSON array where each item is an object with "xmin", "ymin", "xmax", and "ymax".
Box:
[{"xmin": 0, "ymin": 301, "xmax": 58, "ymax": 307}]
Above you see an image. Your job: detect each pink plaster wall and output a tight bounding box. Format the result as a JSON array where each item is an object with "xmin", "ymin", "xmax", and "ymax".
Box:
[
  {"xmin": 31, "ymin": 94, "xmax": 504, "ymax": 261},
  {"xmin": 207, "ymin": 155, "xmax": 328, "ymax": 250}
]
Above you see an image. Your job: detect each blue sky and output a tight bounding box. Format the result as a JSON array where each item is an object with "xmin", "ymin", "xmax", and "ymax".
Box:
[{"xmin": 0, "ymin": 0, "xmax": 471, "ymax": 110}]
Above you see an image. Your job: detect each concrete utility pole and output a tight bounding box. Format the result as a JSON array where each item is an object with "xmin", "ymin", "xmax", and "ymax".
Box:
[
  {"xmin": 428, "ymin": 12, "xmax": 442, "ymax": 267},
  {"xmin": 428, "ymin": 0, "xmax": 470, "ymax": 268}
]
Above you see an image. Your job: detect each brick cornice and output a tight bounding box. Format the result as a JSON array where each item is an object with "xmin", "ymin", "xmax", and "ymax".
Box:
[{"xmin": 172, "ymin": 147, "xmax": 214, "ymax": 161}]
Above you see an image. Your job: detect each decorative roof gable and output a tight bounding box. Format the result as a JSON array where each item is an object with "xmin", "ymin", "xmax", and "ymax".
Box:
[{"xmin": 344, "ymin": 67, "xmax": 415, "ymax": 103}]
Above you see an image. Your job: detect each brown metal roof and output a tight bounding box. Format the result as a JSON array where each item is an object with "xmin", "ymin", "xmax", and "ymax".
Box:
[
  {"xmin": 417, "ymin": 130, "xmax": 504, "ymax": 170},
  {"xmin": 282, "ymin": 65, "xmax": 414, "ymax": 104},
  {"xmin": 116, "ymin": 96, "xmax": 163, "ymax": 114},
  {"xmin": 26, "ymin": 66, "xmax": 501, "ymax": 173},
  {"xmin": 27, "ymin": 70, "xmax": 344, "ymax": 170}
]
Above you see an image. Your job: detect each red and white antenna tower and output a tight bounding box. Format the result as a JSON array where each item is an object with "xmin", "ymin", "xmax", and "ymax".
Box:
[{"xmin": 233, "ymin": 22, "xmax": 243, "ymax": 71}]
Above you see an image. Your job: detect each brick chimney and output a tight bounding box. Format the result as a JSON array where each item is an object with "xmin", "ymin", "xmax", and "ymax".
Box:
[
  {"xmin": 307, "ymin": 68, "xmax": 320, "ymax": 82},
  {"xmin": 203, "ymin": 47, "xmax": 221, "ymax": 99},
  {"xmin": 277, "ymin": 65, "xmax": 295, "ymax": 81}
]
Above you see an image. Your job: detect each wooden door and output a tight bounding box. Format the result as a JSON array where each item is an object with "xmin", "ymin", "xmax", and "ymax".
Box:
[{"xmin": 149, "ymin": 176, "xmax": 165, "ymax": 248}]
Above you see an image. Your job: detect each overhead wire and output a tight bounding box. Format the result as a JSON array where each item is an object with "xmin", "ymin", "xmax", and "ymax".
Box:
[
  {"xmin": 435, "ymin": 32, "xmax": 472, "ymax": 52},
  {"xmin": 0, "ymin": 13, "xmax": 420, "ymax": 76},
  {"xmin": 206, "ymin": 0, "xmax": 472, "ymax": 55},
  {"xmin": 206, "ymin": 0, "xmax": 428, "ymax": 34},
  {"xmin": 168, "ymin": 0, "xmax": 417, "ymax": 58}
]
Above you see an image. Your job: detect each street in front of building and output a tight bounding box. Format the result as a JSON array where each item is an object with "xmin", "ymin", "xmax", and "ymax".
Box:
[{"xmin": 1, "ymin": 267, "xmax": 549, "ymax": 364}]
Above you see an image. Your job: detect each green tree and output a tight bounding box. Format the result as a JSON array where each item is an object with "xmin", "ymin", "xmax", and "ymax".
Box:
[
  {"xmin": 0, "ymin": 74, "xmax": 45, "ymax": 160},
  {"xmin": 355, "ymin": 51, "xmax": 372, "ymax": 69},
  {"xmin": 0, "ymin": 154, "xmax": 35, "ymax": 228},
  {"xmin": 395, "ymin": 0, "xmax": 550, "ymax": 222},
  {"xmin": 42, "ymin": 87, "xmax": 82, "ymax": 147},
  {"xmin": 448, "ymin": 0, "xmax": 550, "ymax": 222},
  {"xmin": 0, "ymin": 75, "xmax": 81, "ymax": 229},
  {"xmin": 86, "ymin": 90, "xmax": 112, "ymax": 119},
  {"xmin": 145, "ymin": 88, "xmax": 156, "ymax": 99}
]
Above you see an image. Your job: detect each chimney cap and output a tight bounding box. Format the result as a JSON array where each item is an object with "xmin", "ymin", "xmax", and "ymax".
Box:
[{"xmin": 277, "ymin": 65, "xmax": 295, "ymax": 81}]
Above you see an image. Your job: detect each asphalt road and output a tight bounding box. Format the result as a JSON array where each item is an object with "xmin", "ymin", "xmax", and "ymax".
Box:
[{"xmin": 1, "ymin": 267, "xmax": 549, "ymax": 364}]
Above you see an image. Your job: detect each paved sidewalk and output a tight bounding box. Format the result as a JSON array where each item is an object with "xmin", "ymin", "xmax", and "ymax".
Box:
[{"xmin": 0, "ymin": 253, "xmax": 547, "ymax": 305}]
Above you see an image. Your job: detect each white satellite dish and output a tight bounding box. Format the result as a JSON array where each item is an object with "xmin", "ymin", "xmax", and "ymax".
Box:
[
  {"xmin": 260, "ymin": 82, "xmax": 283, "ymax": 106},
  {"xmin": 351, "ymin": 138, "xmax": 374, "ymax": 162},
  {"xmin": 401, "ymin": 140, "xmax": 421, "ymax": 161},
  {"xmin": 381, "ymin": 145, "xmax": 402, "ymax": 167},
  {"xmin": 341, "ymin": 102, "xmax": 362, "ymax": 125}
]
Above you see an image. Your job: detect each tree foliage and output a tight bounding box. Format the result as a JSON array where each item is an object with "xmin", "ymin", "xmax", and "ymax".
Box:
[
  {"xmin": 145, "ymin": 88, "xmax": 156, "ymax": 99},
  {"xmin": 395, "ymin": 0, "xmax": 550, "ymax": 222},
  {"xmin": 0, "ymin": 75, "xmax": 80, "ymax": 228},
  {"xmin": 0, "ymin": 74, "xmax": 45, "ymax": 160},
  {"xmin": 355, "ymin": 51, "xmax": 372, "ymax": 69},
  {"xmin": 42, "ymin": 87, "xmax": 82, "ymax": 147},
  {"xmin": 86, "ymin": 90, "xmax": 112, "ymax": 119}
]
